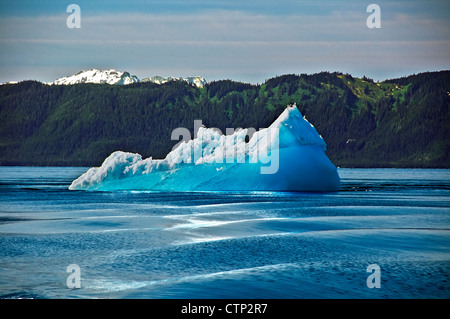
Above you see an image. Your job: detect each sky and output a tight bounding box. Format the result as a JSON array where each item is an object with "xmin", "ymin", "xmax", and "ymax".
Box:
[{"xmin": 0, "ymin": 0, "xmax": 449, "ymax": 84}]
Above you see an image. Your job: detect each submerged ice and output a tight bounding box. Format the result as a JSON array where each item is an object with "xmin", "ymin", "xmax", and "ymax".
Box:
[{"xmin": 69, "ymin": 105, "xmax": 340, "ymax": 192}]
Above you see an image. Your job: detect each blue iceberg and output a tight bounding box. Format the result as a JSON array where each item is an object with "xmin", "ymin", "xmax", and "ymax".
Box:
[{"xmin": 69, "ymin": 105, "xmax": 340, "ymax": 192}]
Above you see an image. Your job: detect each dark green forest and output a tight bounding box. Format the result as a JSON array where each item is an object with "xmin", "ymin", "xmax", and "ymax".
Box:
[{"xmin": 0, "ymin": 71, "xmax": 449, "ymax": 167}]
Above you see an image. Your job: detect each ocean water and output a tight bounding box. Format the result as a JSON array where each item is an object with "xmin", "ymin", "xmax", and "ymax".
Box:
[{"xmin": 0, "ymin": 167, "xmax": 449, "ymax": 299}]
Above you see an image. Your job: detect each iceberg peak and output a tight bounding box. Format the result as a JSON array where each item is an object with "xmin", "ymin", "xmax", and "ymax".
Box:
[{"xmin": 268, "ymin": 104, "xmax": 327, "ymax": 150}]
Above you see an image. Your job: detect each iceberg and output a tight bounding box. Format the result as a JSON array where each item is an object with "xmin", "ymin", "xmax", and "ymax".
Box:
[{"xmin": 69, "ymin": 105, "xmax": 340, "ymax": 192}]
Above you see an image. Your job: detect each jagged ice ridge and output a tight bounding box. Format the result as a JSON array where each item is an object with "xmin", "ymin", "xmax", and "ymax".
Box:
[{"xmin": 69, "ymin": 105, "xmax": 340, "ymax": 192}]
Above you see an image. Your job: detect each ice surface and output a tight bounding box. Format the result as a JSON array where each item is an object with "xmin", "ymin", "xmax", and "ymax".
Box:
[{"xmin": 69, "ymin": 105, "xmax": 340, "ymax": 192}]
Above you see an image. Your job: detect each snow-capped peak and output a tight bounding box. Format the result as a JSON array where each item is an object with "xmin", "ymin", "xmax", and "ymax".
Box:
[
  {"xmin": 48, "ymin": 69, "xmax": 139, "ymax": 86},
  {"xmin": 46, "ymin": 69, "xmax": 207, "ymax": 87},
  {"xmin": 141, "ymin": 75, "xmax": 207, "ymax": 88},
  {"xmin": 141, "ymin": 75, "xmax": 182, "ymax": 85},
  {"xmin": 185, "ymin": 76, "xmax": 207, "ymax": 88}
]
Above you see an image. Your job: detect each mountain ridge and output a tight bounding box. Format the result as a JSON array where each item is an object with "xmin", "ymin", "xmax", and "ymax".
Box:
[
  {"xmin": 0, "ymin": 70, "xmax": 448, "ymax": 168},
  {"xmin": 40, "ymin": 68, "xmax": 207, "ymax": 88}
]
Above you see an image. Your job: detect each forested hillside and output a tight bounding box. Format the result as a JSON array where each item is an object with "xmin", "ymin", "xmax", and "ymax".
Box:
[{"xmin": 0, "ymin": 71, "xmax": 449, "ymax": 167}]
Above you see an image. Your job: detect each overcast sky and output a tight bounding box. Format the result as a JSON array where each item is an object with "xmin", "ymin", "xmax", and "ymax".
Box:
[{"xmin": 0, "ymin": 0, "xmax": 449, "ymax": 84}]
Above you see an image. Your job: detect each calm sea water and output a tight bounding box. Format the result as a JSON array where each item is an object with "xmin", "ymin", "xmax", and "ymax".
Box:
[{"xmin": 0, "ymin": 167, "xmax": 449, "ymax": 299}]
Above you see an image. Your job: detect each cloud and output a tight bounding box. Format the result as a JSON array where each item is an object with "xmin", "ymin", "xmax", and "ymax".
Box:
[{"xmin": 0, "ymin": 7, "xmax": 449, "ymax": 83}]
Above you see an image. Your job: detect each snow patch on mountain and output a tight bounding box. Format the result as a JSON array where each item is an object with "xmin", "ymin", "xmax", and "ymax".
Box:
[
  {"xmin": 47, "ymin": 69, "xmax": 139, "ymax": 86},
  {"xmin": 141, "ymin": 75, "xmax": 207, "ymax": 88}
]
